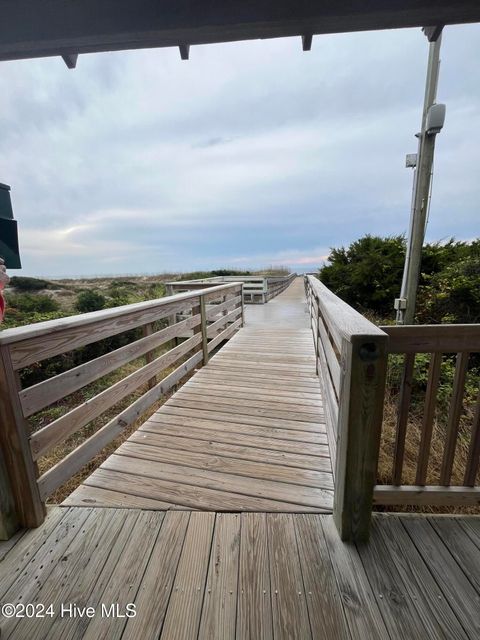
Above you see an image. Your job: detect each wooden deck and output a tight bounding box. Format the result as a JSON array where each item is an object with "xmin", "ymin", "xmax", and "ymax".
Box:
[
  {"xmin": 1, "ymin": 508, "xmax": 479, "ymax": 639},
  {"xmin": 64, "ymin": 277, "xmax": 334, "ymax": 513}
]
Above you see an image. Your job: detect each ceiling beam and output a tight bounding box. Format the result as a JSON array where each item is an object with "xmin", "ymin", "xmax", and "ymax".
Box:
[
  {"xmin": 61, "ymin": 54, "xmax": 78, "ymax": 69},
  {"xmin": 0, "ymin": 1, "xmax": 479, "ymax": 63}
]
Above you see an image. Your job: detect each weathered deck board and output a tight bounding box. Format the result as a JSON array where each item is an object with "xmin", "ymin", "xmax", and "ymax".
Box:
[
  {"xmin": 2, "ymin": 509, "xmax": 480, "ymax": 639},
  {"xmin": 65, "ymin": 278, "xmax": 333, "ymax": 512}
]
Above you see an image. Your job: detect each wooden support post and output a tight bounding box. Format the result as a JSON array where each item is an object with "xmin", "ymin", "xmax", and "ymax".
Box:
[
  {"xmin": 200, "ymin": 295, "xmax": 209, "ymax": 365},
  {"xmin": 0, "ymin": 345, "xmax": 45, "ymax": 534},
  {"xmin": 0, "ymin": 448, "xmax": 18, "ymax": 539},
  {"xmin": 240, "ymin": 285, "xmax": 245, "ymax": 327},
  {"xmin": 142, "ymin": 322, "xmax": 157, "ymax": 389},
  {"xmin": 333, "ymin": 335, "xmax": 388, "ymax": 542}
]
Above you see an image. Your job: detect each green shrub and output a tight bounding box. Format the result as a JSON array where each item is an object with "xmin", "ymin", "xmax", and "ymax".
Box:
[
  {"xmin": 75, "ymin": 290, "xmax": 106, "ymax": 313},
  {"xmin": 7, "ymin": 293, "xmax": 59, "ymax": 313},
  {"xmin": 9, "ymin": 276, "xmax": 51, "ymax": 291}
]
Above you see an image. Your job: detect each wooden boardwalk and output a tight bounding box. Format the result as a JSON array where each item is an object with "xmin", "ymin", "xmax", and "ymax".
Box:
[
  {"xmin": 64, "ymin": 277, "xmax": 334, "ymax": 513},
  {"xmin": 1, "ymin": 508, "xmax": 479, "ymax": 639}
]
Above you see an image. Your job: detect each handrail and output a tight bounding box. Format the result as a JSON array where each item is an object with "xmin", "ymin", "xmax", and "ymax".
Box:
[
  {"xmin": 305, "ymin": 275, "xmax": 388, "ymax": 541},
  {"xmin": 166, "ymin": 273, "xmax": 296, "ymax": 304},
  {"xmin": 374, "ymin": 323, "xmax": 480, "ymax": 508},
  {"xmin": 0, "ymin": 282, "xmax": 244, "ymax": 537}
]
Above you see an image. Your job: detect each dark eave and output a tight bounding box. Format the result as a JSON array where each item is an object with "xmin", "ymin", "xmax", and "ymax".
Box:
[{"xmin": 0, "ymin": 1, "xmax": 479, "ymax": 63}]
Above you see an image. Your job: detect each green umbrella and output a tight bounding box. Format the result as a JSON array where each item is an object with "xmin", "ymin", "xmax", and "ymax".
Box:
[{"xmin": 0, "ymin": 183, "xmax": 21, "ymax": 269}]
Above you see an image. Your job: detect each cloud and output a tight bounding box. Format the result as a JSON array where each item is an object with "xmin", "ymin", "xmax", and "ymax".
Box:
[{"xmin": 0, "ymin": 23, "xmax": 479, "ymax": 276}]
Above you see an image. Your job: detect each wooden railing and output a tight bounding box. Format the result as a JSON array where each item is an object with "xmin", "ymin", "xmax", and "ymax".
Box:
[
  {"xmin": 166, "ymin": 273, "xmax": 296, "ymax": 304},
  {"xmin": 0, "ymin": 282, "xmax": 243, "ymax": 536},
  {"xmin": 304, "ymin": 275, "xmax": 388, "ymax": 541},
  {"xmin": 306, "ymin": 274, "xmax": 480, "ymax": 538},
  {"xmin": 374, "ymin": 325, "xmax": 480, "ymax": 508}
]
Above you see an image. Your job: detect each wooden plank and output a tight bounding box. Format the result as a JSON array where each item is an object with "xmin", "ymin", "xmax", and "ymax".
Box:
[
  {"xmin": 130, "ymin": 429, "xmax": 332, "ymax": 471},
  {"xmin": 0, "ymin": 525, "xmax": 25, "ymax": 561},
  {"xmin": 267, "ymin": 513, "xmax": 312, "ymax": 639},
  {"xmin": 0, "ymin": 345, "xmax": 45, "ymax": 529},
  {"xmin": 173, "ymin": 388, "xmax": 324, "ymax": 418},
  {"xmin": 84, "ymin": 468, "xmax": 324, "ymax": 512},
  {"xmin": 428, "ymin": 517, "xmax": 480, "ymax": 594},
  {"xmin": 207, "ymin": 318, "xmax": 242, "ymax": 352},
  {"xmin": 160, "ymin": 512, "xmax": 215, "ymax": 640},
  {"xmin": 62, "ymin": 483, "xmax": 181, "ymax": 509},
  {"xmin": 464, "ymin": 386, "xmax": 480, "ymax": 486},
  {"xmin": 37, "ymin": 351, "xmax": 203, "ymax": 498},
  {"xmin": 236, "ymin": 513, "xmax": 273, "ymax": 640},
  {"xmin": 4, "ymin": 296, "xmax": 197, "ymax": 370},
  {"xmin": 206, "ymin": 306, "xmax": 242, "ymax": 338},
  {"xmin": 160, "ymin": 404, "xmax": 324, "ymax": 433},
  {"xmin": 19, "ymin": 314, "xmax": 201, "ymax": 417},
  {"xmin": 392, "ymin": 353, "xmax": 415, "ymax": 485},
  {"xmin": 81, "ymin": 511, "xmax": 165, "ymax": 640},
  {"xmin": 321, "ymin": 516, "xmax": 389, "ymax": 640},
  {"xmin": 440, "ymin": 352, "xmax": 470, "ymax": 485},
  {"xmin": 206, "ymin": 294, "xmax": 241, "ymax": 319},
  {"xmin": 193, "ymin": 370, "xmax": 321, "ymax": 390},
  {"xmin": 0, "ymin": 507, "xmax": 68, "ymax": 598},
  {"xmin": 382, "ymin": 324, "xmax": 480, "ymax": 354},
  {"xmin": 184, "ymin": 380, "xmax": 323, "ymax": 404},
  {"xmin": 294, "ymin": 514, "xmax": 350, "ymax": 640},
  {"xmin": 373, "ymin": 515, "xmax": 469, "ymax": 640},
  {"xmin": 357, "ymin": 517, "xmax": 430, "ymax": 638},
  {"xmin": 373, "ymin": 484, "xmax": 480, "ymax": 506},
  {"xmin": 101, "ymin": 454, "xmax": 333, "ymax": 510},
  {"xmin": 31, "ymin": 333, "xmax": 201, "ymax": 460},
  {"xmin": 141, "ymin": 418, "xmax": 330, "ymax": 454},
  {"xmin": 416, "ymin": 352, "xmax": 442, "ymax": 485},
  {"xmin": 165, "ymin": 397, "xmax": 324, "ymax": 426},
  {"xmin": 23, "ymin": 508, "xmax": 133, "ymax": 640},
  {"xmin": 116, "ymin": 441, "xmax": 334, "ymax": 489},
  {"xmin": 122, "ymin": 511, "xmax": 190, "ymax": 640},
  {"xmin": 0, "ymin": 507, "xmax": 97, "ymax": 639},
  {"xmin": 401, "ymin": 517, "xmax": 480, "ymax": 637},
  {"xmin": 147, "ymin": 409, "xmax": 326, "ymax": 442},
  {"xmin": 198, "ymin": 513, "xmax": 241, "ymax": 640}
]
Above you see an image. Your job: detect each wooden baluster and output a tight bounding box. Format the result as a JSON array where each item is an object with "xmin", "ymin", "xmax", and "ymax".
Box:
[
  {"xmin": 415, "ymin": 352, "xmax": 442, "ymax": 485},
  {"xmin": 392, "ymin": 353, "xmax": 415, "ymax": 485},
  {"xmin": 0, "ymin": 345, "xmax": 45, "ymax": 534},
  {"xmin": 464, "ymin": 386, "xmax": 480, "ymax": 486},
  {"xmin": 142, "ymin": 322, "xmax": 157, "ymax": 389},
  {"xmin": 199, "ymin": 294, "xmax": 209, "ymax": 365},
  {"xmin": 440, "ymin": 352, "xmax": 469, "ymax": 486}
]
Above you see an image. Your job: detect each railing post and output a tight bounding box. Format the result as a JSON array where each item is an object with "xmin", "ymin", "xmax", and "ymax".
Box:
[
  {"xmin": 333, "ymin": 334, "xmax": 388, "ymax": 542},
  {"xmin": 0, "ymin": 345, "xmax": 45, "ymax": 535},
  {"xmin": 240, "ymin": 284, "xmax": 245, "ymax": 327},
  {"xmin": 199, "ymin": 294, "xmax": 209, "ymax": 365}
]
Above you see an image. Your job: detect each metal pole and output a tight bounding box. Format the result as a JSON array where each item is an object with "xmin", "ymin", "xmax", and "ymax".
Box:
[{"xmin": 397, "ymin": 32, "xmax": 443, "ymax": 325}]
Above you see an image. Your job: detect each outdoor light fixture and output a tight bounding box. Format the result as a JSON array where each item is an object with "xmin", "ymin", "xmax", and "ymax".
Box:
[
  {"xmin": 426, "ymin": 103, "xmax": 446, "ymax": 135},
  {"xmin": 0, "ymin": 183, "xmax": 21, "ymax": 268}
]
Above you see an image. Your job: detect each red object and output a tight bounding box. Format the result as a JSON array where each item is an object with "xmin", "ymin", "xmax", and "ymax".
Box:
[{"xmin": 0, "ymin": 289, "xmax": 5, "ymax": 322}]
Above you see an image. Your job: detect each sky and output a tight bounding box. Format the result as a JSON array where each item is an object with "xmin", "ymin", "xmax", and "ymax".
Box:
[{"xmin": 0, "ymin": 23, "xmax": 479, "ymax": 277}]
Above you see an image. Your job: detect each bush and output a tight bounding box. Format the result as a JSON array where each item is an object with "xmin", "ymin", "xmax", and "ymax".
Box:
[
  {"xmin": 319, "ymin": 235, "xmax": 480, "ymax": 323},
  {"xmin": 7, "ymin": 293, "xmax": 59, "ymax": 313},
  {"xmin": 9, "ymin": 276, "xmax": 51, "ymax": 291},
  {"xmin": 319, "ymin": 235, "xmax": 406, "ymax": 316},
  {"xmin": 75, "ymin": 290, "xmax": 106, "ymax": 313}
]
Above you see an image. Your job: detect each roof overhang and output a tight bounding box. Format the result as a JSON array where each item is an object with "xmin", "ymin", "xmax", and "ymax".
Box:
[{"xmin": 0, "ymin": 1, "xmax": 479, "ymax": 63}]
